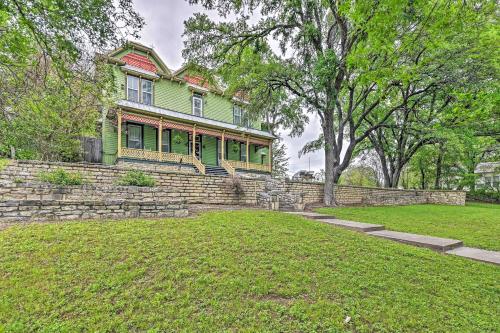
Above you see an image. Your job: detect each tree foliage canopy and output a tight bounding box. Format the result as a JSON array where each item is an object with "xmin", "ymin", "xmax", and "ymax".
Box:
[{"xmin": 183, "ymin": 0, "xmax": 497, "ymax": 204}]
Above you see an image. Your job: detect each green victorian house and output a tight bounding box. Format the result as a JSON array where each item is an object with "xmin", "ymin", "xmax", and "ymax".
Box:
[{"xmin": 101, "ymin": 41, "xmax": 274, "ymax": 176}]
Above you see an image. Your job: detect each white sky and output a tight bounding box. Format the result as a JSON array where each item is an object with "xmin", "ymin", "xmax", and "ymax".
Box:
[{"xmin": 132, "ymin": 0, "xmax": 325, "ymax": 175}]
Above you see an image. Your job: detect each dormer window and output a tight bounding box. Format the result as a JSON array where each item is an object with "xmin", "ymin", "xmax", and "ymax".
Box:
[
  {"xmin": 127, "ymin": 75, "xmax": 153, "ymax": 105},
  {"xmin": 192, "ymin": 93, "xmax": 203, "ymax": 117}
]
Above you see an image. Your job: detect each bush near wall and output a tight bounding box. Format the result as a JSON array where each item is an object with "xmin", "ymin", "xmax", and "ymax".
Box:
[
  {"xmin": 466, "ymin": 189, "xmax": 500, "ymax": 203},
  {"xmin": 117, "ymin": 170, "xmax": 155, "ymax": 187},
  {"xmin": 39, "ymin": 168, "xmax": 84, "ymax": 185}
]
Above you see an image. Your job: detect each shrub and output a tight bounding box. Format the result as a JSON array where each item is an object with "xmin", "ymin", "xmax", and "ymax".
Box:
[
  {"xmin": 118, "ymin": 170, "xmax": 155, "ymax": 187},
  {"xmin": 467, "ymin": 189, "xmax": 500, "ymax": 203},
  {"xmin": 39, "ymin": 168, "xmax": 84, "ymax": 185},
  {"xmin": 0, "ymin": 158, "xmax": 10, "ymax": 172}
]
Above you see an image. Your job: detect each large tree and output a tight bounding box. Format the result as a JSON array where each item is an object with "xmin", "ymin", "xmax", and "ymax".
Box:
[
  {"xmin": 0, "ymin": 0, "xmax": 144, "ymax": 159},
  {"xmin": 183, "ymin": 0, "xmax": 494, "ymax": 205}
]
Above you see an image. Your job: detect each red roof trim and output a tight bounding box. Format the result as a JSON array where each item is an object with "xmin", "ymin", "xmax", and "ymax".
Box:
[
  {"xmin": 184, "ymin": 75, "xmax": 211, "ymax": 89},
  {"xmin": 121, "ymin": 52, "xmax": 157, "ymax": 73}
]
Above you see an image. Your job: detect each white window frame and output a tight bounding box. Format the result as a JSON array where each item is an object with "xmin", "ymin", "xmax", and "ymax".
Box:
[
  {"xmin": 127, "ymin": 123, "xmax": 143, "ymax": 149},
  {"xmin": 233, "ymin": 105, "xmax": 242, "ymax": 125},
  {"xmin": 127, "ymin": 75, "xmax": 154, "ymax": 105},
  {"xmin": 161, "ymin": 129, "xmax": 170, "ymax": 153},
  {"xmin": 127, "ymin": 75, "xmax": 139, "ymax": 103},
  {"xmin": 240, "ymin": 143, "xmax": 247, "ymax": 162},
  {"xmin": 142, "ymin": 79, "xmax": 153, "ymax": 105},
  {"xmin": 192, "ymin": 93, "xmax": 203, "ymax": 117}
]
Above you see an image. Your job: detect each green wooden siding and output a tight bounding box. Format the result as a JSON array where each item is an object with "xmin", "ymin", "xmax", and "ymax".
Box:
[
  {"xmin": 102, "ymin": 118, "xmax": 118, "ymax": 165},
  {"xmin": 110, "ymin": 46, "xmax": 263, "ymax": 130},
  {"xmin": 201, "ymin": 135, "xmax": 217, "ymax": 166},
  {"xmin": 103, "ymin": 45, "xmax": 272, "ymax": 167},
  {"xmin": 143, "ymin": 125, "xmax": 157, "ymax": 151}
]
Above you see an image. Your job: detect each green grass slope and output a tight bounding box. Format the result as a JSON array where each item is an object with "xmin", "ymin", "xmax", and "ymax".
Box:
[{"xmin": 1, "ymin": 211, "xmax": 498, "ymax": 332}]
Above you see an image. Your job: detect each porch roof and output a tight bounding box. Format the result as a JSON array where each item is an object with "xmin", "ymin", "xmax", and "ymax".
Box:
[{"xmin": 117, "ymin": 99, "xmax": 275, "ymax": 140}]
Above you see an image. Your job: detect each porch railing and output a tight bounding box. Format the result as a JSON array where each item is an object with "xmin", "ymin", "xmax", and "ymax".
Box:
[
  {"xmin": 220, "ymin": 159, "xmax": 236, "ymax": 176},
  {"xmin": 192, "ymin": 156, "xmax": 205, "ymax": 175},
  {"xmin": 120, "ymin": 148, "xmax": 199, "ymax": 171},
  {"xmin": 120, "ymin": 148, "xmax": 270, "ymax": 174},
  {"xmin": 227, "ymin": 160, "xmax": 271, "ymax": 173}
]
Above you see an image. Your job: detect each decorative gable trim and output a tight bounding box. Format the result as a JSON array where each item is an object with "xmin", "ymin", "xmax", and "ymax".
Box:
[
  {"xmin": 122, "ymin": 53, "xmax": 157, "ymax": 73},
  {"xmin": 105, "ymin": 40, "xmax": 172, "ymax": 76}
]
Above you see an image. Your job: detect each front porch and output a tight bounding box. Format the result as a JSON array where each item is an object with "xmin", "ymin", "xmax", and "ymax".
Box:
[{"xmin": 116, "ymin": 110, "xmax": 272, "ymax": 175}]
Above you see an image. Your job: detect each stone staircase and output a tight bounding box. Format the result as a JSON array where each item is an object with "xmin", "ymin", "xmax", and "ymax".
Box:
[{"xmin": 204, "ymin": 165, "xmax": 229, "ymax": 177}]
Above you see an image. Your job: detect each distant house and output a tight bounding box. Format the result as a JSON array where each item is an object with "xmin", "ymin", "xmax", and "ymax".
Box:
[
  {"xmin": 475, "ymin": 162, "xmax": 500, "ymax": 189},
  {"xmin": 100, "ymin": 41, "xmax": 274, "ymax": 176}
]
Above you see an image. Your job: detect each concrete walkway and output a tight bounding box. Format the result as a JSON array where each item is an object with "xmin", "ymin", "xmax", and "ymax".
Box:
[{"xmin": 285, "ymin": 211, "xmax": 499, "ymax": 265}]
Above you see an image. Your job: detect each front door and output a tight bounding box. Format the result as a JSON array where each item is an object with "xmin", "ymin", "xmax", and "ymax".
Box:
[{"xmin": 188, "ymin": 134, "xmax": 202, "ymax": 160}]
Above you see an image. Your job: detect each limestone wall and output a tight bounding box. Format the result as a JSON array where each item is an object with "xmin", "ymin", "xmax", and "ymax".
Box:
[
  {"xmin": 0, "ymin": 160, "xmax": 466, "ymax": 214},
  {"xmin": 0, "ymin": 200, "xmax": 188, "ymax": 222}
]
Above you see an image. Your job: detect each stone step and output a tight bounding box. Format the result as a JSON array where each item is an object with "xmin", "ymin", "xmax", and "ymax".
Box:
[
  {"xmin": 284, "ymin": 212, "xmax": 337, "ymax": 219},
  {"xmin": 446, "ymin": 247, "xmax": 500, "ymax": 265},
  {"xmin": 367, "ymin": 230, "xmax": 463, "ymax": 252},
  {"xmin": 317, "ymin": 219, "xmax": 385, "ymax": 232}
]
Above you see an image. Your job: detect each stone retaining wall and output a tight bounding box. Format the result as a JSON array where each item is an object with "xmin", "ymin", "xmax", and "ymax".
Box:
[
  {"xmin": 0, "ymin": 160, "xmax": 466, "ymax": 222},
  {"xmin": 0, "ymin": 199, "xmax": 188, "ymax": 222}
]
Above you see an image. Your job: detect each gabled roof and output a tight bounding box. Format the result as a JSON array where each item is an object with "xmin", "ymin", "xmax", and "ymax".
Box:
[
  {"xmin": 105, "ymin": 41, "xmax": 251, "ymax": 100},
  {"xmin": 105, "ymin": 40, "xmax": 172, "ymax": 76},
  {"xmin": 173, "ymin": 64, "xmax": 225, "ymax": 95}
]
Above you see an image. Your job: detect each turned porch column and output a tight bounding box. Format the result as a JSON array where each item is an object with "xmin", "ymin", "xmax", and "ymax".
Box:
[
  {"xmin": 158, "ymin": 117, "xmax": 162, "ymax": 161},
  {"xmin": 268, "ymin": 140, "xmax": 272, "ymax": 173},
  {"xmin": 117, "ymin": 110, "xmax": 122, "ymax": 158},
  {"xmin": 192, "ymin": 124, "xmax": 196, "ymax": 158},
  {"xmin": 221, "ymin": 130, "xmax": 225, "ymax": 161},
  {"xmin": 246, "ymin": 135, "xmax": 250, "ymax": 169}
]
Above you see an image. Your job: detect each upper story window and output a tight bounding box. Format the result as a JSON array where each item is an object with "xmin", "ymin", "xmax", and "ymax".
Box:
[
  {"xmin": 192, "ymin": 93, "xmax": 203, "ymax": 117},
  {"xmin": 142, "ymin": 79, "xmax": 153, "ymax": 105},
  {"xmin": 127, "ymin": 75, "xmax": 153, "ymax": 105},
  {"xmin": 234, "ymin": 104, "xmax": 249, "ymax": 127},
  {"xmin": 233, "ymin": 105, "xmax": 242, "ymax": 125},
  {"xmin": 127, "ymin": 75, "xmax": 139, "ymax": 102}
]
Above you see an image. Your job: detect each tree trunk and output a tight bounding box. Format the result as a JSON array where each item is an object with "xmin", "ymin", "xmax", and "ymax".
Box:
[
  {"xmin": 420, "ymin": 167, "xmax": 426, "ymax": 189},
  {"xmin": 391, "ymin": 168, "xmax": 402, "ymax": 188},
  {"xmin": 323, "ymin": 114, "xmax": 336, "ymax": 206},
  {"xmin": 434, "ymin": 143, "xmax": 444, "ymax": 189}
]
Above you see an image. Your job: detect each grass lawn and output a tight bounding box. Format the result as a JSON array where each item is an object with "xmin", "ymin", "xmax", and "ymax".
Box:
[
  {"xmin": 1, "ymin": 211, "xmax": 499, "ymax": 332},
  {"xmin": 317, "ymin": 203, "xmax": 500, "ymax": 251}
]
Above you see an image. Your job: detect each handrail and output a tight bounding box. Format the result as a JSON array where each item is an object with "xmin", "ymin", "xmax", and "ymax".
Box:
[
  {"xmin": 226, "ymin": 160, "xmax": 270, "ymax": 173},
  {"xmin": 220, "ymin": 159, "xmax": 236, "ymax": 176},
  {"xmin": 192, "ymin": 156, "xmax": 205, "ymax": 175}
]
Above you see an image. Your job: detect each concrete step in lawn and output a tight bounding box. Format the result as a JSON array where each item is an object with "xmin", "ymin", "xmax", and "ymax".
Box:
[
  {"xmin": 318, "ymin": 219, "xmax": 385, "ymax": 232},
  {"xmin": 285, "ymin": 211, "xmax": 499, "ymax": 265},
  {"xmin": 284, "ymin": 211, "xmax": 337, "ymax": 219},
  {"xmin": 367, "ymin": 230, "xmax": 463, "ymax": 252},
  {"xmin": 446, "ymin": 247, "xmax": 500, "ymax": 265}
]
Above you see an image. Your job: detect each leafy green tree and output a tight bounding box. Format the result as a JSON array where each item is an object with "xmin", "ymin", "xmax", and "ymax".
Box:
[
  {"xmin": 339, "ymin": 166, "xmax": 379, "ymax": 187},
  {"xmin": 183, "ymin": 0, "xmax": 495, "ymax": 205},
  {"xmin": 0, "ymin": 0, "xmax": 143, "ymax": 160}
]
